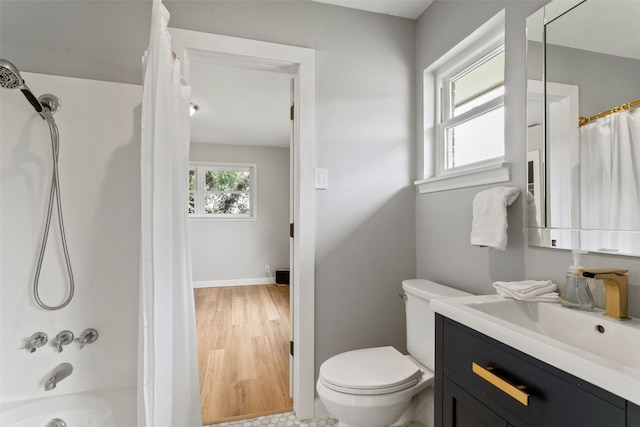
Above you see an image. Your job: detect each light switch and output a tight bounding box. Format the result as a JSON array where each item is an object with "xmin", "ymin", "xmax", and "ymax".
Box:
[{"xmin": 315, "ymin": 168, "xmax": 328, "ymax": 189}]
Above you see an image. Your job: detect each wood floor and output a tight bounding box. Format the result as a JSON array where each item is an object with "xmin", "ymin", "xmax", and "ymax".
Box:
[{"xmin": 194, "ymin": 285, "xmax": 293, "ymax": 425}]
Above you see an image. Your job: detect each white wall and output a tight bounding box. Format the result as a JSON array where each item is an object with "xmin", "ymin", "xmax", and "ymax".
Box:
[
  {"xmin": 415, "ymin": 1, "xmax": 640, "ymax": 316},
  {"xmin": 189, "ymin": 143, "xmax": 290, "ymax": 284},
  {"xmin": 0, "ymin": 73, "xmax": 140, "ymax": 403}
]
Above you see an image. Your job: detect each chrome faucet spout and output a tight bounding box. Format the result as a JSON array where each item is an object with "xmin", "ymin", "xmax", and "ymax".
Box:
[{"xmin": 45, "ymin": 362, "xmax": 73, "ymax": 391}]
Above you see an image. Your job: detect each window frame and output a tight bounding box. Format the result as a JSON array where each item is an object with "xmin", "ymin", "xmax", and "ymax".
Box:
[
  {"xmin": 417, "ymin": 10, "xmax": 510, "ymax": 194},
  {"xmin": 189, "ymin": 161, "xmax": 257, "ymax": 221}
]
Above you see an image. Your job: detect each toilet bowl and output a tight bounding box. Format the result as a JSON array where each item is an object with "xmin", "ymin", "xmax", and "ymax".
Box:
[
  {"xmin": 316, "ymin": 280, "xmax": 470, "ymax": 427},
  {"xmin": 317, "ymin": 347, "xmax": 433, "ymax": 427}
]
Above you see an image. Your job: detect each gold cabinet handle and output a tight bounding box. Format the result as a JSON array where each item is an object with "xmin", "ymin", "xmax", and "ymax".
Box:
[{"xmin": 472, "ymin": 362, "xmax": 529, "ymax": 406}]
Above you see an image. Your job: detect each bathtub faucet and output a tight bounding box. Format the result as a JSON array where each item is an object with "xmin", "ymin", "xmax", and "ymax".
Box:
[{"xmin": 45, "ymin": 362, "xmax": 73, "ymax": 391}]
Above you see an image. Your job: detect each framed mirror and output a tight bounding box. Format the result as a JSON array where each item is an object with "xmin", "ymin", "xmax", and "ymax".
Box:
[{"xmin": 526, "ymin": 0, "xmax": 640, "ymax": 256}]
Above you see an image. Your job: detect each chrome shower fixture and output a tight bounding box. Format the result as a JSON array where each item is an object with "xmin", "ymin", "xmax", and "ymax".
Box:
[
  {"xmin": 75, "ymin": 328, "xmax": 98, "ymax": 349},
  {"xmin": 1, "ymin": 58, "xmax": 73, "ymax": 310},
  {"xmin": 21, "ymin": 332, "xmax": 48, "ymax": 353},
  {"xmin": 0, "ymin": 58, "xmax": 27, "ymax": 89},
  {"xmin": 52, "ymin": 330, "xmax": 75, "ymax": 353},
  {"xmin": 44, "ymin": 362, "xmax": 73, "ymax": 391},
  {"xmin": 0, "ymin": 58, "xmax": 61, "ymax": 120},
  {"xmin": 39, "ymin": 93, "xmax": 62, "ymax": 115}
]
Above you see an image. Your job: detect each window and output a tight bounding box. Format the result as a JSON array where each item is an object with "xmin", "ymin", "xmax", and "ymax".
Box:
[
  {"xmin": 417, "ymin": 11, "xmax": 509, "ymax": 193},
  {"xmin": 439, "ymin": 47, "xmax": 504, "ymax": 171},
  {"xmin": 189, "ymin": 162, "xmax": 256, "ymax": 219}
]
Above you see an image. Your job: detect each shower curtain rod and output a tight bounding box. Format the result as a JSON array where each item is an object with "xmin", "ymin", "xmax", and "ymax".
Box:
[{"xmin": 578, "ymin": 99, "xmax": 640, "ymax": 127}]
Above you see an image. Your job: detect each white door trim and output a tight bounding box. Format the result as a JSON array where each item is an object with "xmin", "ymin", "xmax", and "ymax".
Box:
[{"xmin": 169, "ymin": 28, "xmax": 317, "ymax": 420}]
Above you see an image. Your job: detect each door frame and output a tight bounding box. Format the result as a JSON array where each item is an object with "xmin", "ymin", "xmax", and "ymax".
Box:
[{"xmin": 169, "ymin": 28, "xmax": 316, "ymax": 420}]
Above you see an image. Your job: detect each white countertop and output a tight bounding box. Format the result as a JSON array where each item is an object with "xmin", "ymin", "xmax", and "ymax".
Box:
[{"xmin": 432, "ymin": 294, "xmax": 640, "ymax": 406}]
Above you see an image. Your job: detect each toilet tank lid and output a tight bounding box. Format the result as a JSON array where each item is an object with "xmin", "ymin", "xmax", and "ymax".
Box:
[{"xmin": 402, "ymin": 279, "xmax": 470, "ymax": 299}]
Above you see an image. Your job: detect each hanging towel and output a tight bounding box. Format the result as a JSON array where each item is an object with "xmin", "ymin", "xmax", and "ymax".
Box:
[
  {"xmin": 492, "ymin": 280, "xmax": 561, "ymax": 302},
  {"xmin": 471, "ymin": 187, "xmax": 520, "ymax": 250}
]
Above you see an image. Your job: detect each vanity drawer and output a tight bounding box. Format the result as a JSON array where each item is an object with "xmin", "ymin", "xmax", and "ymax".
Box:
[{"xmin": 440, "ymin": 316, "xmax": 626, "ymax": 427}]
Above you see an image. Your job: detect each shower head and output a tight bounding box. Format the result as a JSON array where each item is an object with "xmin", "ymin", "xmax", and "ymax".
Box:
[
  {"xmin": 0, "ymin": 58, "xmax": 46, "ymax": 117},
  {"xmin": 0, "ymin": 58, "xmax": 24, "ymax": 88}
]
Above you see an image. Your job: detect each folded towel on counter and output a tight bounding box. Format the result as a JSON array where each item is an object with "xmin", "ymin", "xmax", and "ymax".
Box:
[
  {"xmin": 492, "ymin": 280, "xmax": 560, "ymax": 302},
  {"xmin": 471, "ymin": 187, "xmax": 520, "ymax": 251}
]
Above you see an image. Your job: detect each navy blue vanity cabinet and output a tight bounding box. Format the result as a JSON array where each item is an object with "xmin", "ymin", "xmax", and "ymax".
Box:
[
  {"xmin": 442, "ymin": 375, "xmax": 510, "ymax": 426},
  {"xmin": 629, "ymin": 402, "xmax": 640, "ymax": 426},
  {"xmin": 435, "ymin": 314, "xmax": 627, "ymax": 427}
]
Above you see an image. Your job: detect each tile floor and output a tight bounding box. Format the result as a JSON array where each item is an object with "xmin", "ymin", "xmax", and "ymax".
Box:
[{"xmin": 206, "ymin": 412, "xmax": 338, "ymax": 427}]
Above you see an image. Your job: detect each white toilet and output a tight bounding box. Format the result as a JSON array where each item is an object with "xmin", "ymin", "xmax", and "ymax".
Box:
[{"xmin": 316, "ymin": 279, "xmax": 470, "ymax": 427}]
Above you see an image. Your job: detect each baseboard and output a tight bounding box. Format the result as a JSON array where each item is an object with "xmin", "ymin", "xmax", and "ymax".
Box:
[{"xmin": 192, "ymin": 278, "xmax": 275, "ymax": 288}]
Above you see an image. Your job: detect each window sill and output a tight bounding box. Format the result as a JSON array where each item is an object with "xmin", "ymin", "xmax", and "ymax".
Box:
[
  {"xmin": 189, "ymin": 215, "xmax": 256, "ymax": 222},
  {"xmin": 414, "ymin": 163, "xmax": 511, "ymax": 194}
]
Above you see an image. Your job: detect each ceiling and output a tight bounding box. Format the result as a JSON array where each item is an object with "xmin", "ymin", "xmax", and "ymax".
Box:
[
  {"xmin": 190, "ymin": 62, "xmax": 292, "ymax": 147},
  {"xmin": 190, "ymin": 0, "xmax": 434, "ymax": 147}
]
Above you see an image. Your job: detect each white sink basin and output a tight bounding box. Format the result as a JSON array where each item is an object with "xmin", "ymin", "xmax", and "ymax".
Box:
[{"xmin": 432, "ymin": 294, "xmax": 640, "ymax": 405}]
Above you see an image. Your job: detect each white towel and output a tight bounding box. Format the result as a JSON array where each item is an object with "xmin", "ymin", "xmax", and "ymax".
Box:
[
  {"xmin": 492, "ymin": 280, "xmax": 561, "ymax": 302},
  {"xmin": 471, "ymin": 187, "xmax": 520, "ymax": 250}
]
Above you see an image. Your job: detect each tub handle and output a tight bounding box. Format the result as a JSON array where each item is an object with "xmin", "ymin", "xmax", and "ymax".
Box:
[
  {"xmin": 21, "ymin": 332, "xmax": 48, "ymax": 353},
  {"xmin": 52, "ymin": 330, "xmax": 74, "ymax": 353},
  {"xmin": 75, "ymin": 328, "xmax": 98, "ymax": 349}
]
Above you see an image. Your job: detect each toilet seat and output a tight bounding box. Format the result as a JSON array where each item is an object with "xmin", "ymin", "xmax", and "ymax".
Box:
[{"xmin": 319, "ymin": 346, "xmax": 424, "ymax": 395}]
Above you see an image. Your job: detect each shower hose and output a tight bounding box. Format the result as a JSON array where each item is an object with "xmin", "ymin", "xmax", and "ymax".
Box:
[{"xmin": 33, "ymin": 115, "xmax": 75, "ymax": 310}]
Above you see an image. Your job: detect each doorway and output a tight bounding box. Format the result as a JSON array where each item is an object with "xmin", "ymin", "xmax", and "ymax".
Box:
[
  {"xmin": 169, "ymin": 28, "xmax": 317, "ymax": 421},
  {"xmin": 188, "ymin": 60, "xmax": 293, "ymax": 424}
]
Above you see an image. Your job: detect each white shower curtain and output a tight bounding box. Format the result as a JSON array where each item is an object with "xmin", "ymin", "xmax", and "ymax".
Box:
[
  {"xmin": 580, "ymin": 108, "xmax": 640, "ymax": 251},
  {"xmin": 139, "ymin": 1, "xmax": 202, "ymax": 426}
]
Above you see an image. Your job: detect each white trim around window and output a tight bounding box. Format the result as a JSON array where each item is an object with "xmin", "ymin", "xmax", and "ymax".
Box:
[
  {"xmin": 418, "ymin": 9, "xmax": 509, "ymax": 194},
  {"xmin": 189, "ymin": 161, "xmax": 257, "ymax": 221}
]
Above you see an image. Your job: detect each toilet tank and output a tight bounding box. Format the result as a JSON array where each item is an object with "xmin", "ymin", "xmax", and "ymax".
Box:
[{"xmin": 402, "ymin": 279, "xmax": 470, "ymax": 371}]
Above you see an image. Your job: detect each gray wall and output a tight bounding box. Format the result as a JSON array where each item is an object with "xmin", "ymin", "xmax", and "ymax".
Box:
[
  {"xmin": 546, "ymin": 45, "xmax": 640, "ymax": 118},
  {"xmin": 415, "ymin": 1, "xmax": 533, "ymax": 294},
  {"xmin": 415, "ymin": 1, "xmax": 640, "ymax": 316},
  {"xmin": 4, "ymin": 0, "xmax": 638, "ymax": 399},
  {"xmin": 0, "ymin": 1, "xmax": 150, "ymax": 85},
  {"xmin": 1, "ymin": 0, "xmax": 418, "ymax": 380},
  {"xmin": 189, "ymin": 143, "xmax": 291, "ymax": 283},
  {"xmin": 165, "ymin": 0, "xmax": 418, "ymax": 368},
  {"xmin": 529, "ymin": 41, "xmax": 640, "ymax": 118}
]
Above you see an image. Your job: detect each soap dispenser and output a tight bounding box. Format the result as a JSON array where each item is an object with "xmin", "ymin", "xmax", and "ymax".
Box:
[{"xmin": 560, "ymin": 251, "xmax": 594, "ymax": 311}]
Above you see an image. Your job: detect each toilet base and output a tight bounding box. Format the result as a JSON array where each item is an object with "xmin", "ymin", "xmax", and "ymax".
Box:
[{"xmin": 318, "ymin": 383, "xmax": 433, "ymax": 427}]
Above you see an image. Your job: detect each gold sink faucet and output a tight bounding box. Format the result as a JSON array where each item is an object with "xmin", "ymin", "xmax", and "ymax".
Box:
[{"xmin": 581, "ymin": 268, "xmax": 630, "ymax": 320}]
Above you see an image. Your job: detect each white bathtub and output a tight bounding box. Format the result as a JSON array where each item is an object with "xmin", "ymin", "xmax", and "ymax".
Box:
[{"xmin": 0, "ymin": 387, "xmax": 136, "ymax": 427}]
